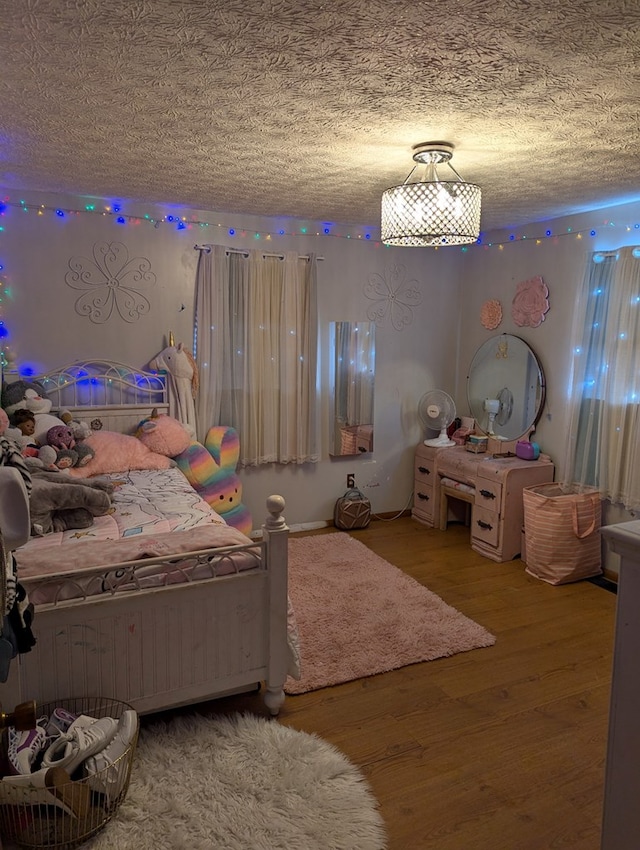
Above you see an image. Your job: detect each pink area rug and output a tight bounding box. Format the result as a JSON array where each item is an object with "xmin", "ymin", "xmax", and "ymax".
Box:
[{"xmin": 285, "ymin": 532, "xmax": 496, "ymax": 694}]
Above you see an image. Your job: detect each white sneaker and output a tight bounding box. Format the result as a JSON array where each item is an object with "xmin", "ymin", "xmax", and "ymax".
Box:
[
  {"xmin": 41, "ymin": 716, "xmax": 118, "ymax": 776},
  {"xmin": 6, "ymin": 724, "xmax": 48, "ymax": 774},
  {"xmin": 0, "ymin": 766, "xmax": 81, "ymax": 817},
  {"xmin": 83, "ymin": 710, "xmax": 138, "ymax": 797}
]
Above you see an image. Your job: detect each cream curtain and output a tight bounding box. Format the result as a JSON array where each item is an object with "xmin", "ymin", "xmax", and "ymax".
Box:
[
  {"xmin": 194, "ymin": 245, "xmax": 319, "ymax": 466},
  {"xmin": 562, "ymin": 247, "xmax": 640, "ymax": 509}
]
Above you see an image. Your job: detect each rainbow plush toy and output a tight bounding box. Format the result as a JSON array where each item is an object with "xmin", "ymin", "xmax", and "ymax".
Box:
[
  {"xmin": 134, "ymin": 412, "xmax": 252, "ymax": 535},
  {"xmin": 175, "ymin": 426, "xmax": 252, "ymax": 536}
]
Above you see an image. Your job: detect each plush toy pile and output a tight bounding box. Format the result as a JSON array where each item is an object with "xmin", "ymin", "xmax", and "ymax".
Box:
[
  {"xmin": 1, "ymin": 380, "xmax": 94, "ymax": 470},
  {"xmin": 0, "ymin": 410, "xmax": 113, "ymax": 537},
  {"xmin": 0, "ymin": 381, "xmax": 252, "ymax": 537},
  {"xmin": 0, "ymin": 380, "xmax": 114, "ymax": 536}
]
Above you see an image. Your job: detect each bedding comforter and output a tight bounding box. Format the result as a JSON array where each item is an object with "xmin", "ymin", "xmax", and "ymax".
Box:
[
  {"xmin": 15, "ymin": 466, "xmax": 257, "ymax": 595},
  {"xmin": 24, "ymin": 466, "xmax": 227, "ymax": 549}
]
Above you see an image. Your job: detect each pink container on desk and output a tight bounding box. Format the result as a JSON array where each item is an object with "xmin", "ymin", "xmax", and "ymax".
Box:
[{"xmin": 516, "ymin": 440, "xmax": 540, "ymax": 460}]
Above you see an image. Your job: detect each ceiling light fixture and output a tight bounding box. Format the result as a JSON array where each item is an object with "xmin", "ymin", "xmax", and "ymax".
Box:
[{"xmin": 381, "ymin": 142, "xmax": 481, "ymax": 247}]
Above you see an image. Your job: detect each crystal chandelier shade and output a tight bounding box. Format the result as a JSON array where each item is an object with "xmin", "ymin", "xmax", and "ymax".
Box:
[{"xmin": 381, "ymin": 142, "xmax": 481, "ymax": 247}]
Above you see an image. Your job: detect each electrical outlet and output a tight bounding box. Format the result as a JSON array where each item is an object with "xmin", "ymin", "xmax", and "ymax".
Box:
[{"xmin": 347, "ymin": 474, "xmax": 355, "ymax": 488}]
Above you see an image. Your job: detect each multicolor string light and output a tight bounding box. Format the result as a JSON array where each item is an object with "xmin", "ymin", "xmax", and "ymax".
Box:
[
  {"xmin": 3, "ymin": 194, "xmax": 640, "ymax": 251},
  {"xmin": 3, "ymin": 197, "xmax": 379, "ymax": 243}
]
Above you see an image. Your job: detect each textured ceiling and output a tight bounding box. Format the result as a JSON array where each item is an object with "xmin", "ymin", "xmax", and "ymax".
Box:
[{"xmin": 2, "ymin": 0, "xmax": 640, "ymax": 233}]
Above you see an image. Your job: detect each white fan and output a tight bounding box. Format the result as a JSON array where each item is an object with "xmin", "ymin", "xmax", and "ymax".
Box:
[{"xmin": 418, "ymin": 390, "xmax": 457, "ymax": 447}]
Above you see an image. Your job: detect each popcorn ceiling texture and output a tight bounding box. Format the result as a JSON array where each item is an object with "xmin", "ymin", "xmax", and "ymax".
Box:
[{"xmin": 1, "ymin": 0, "xmax": 639, "ymax": 230}]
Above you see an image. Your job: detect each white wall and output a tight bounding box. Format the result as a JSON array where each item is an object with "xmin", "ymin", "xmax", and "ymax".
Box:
[
  {"xmin": 0, "ymin": 188, "xmax": 462, "ymax": 528},
  {"xmin": 457, "ymin": 200, "xmax": 640, "ymax": 572},
  {"xmin": 5, "ymin": 187, "xmax": 640, "ymax": 548}
]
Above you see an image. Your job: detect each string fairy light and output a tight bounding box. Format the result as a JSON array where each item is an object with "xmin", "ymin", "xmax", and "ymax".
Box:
[
  {"xmin": 4, "ymin": 197, "xmax": 381, "ymax": 244},
  {"xmin": 3, "ymin": 194, "xmax": 640, "ymax": 252},
  {"xmin": 0, "ymin": 203, "xmax": 14, "ymax": 371}
]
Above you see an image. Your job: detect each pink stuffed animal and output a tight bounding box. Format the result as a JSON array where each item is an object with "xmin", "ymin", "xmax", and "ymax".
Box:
[{"xmin": 134, "ymin": 409, "xmax": 192, "ymax": 457}]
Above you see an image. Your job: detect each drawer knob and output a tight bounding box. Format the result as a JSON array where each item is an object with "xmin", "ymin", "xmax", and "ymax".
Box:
[
  {"xmin": 477, "ymin": 519, "xmax": 493, "ymax": 530},
  {"xmin": 418, "ymin": 466, "xmax": 430, "ymax": 475},
  {"xmin": 479, "ymin": 489, "xmax": 496, "ymax": 499},
  {"xmin": 417, "ymin": 492, "xmax": 430, "ymax": 501}
]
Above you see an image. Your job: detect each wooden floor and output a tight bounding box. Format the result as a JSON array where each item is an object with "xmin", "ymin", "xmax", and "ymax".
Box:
[{"xmin": 153, "ymin": 517, "xmax": 618, "ymax": 850}]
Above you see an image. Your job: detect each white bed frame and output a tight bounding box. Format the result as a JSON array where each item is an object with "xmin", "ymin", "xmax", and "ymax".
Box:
[{"xmin": 2, "ymin": 361, "xmax": 291, "ymax": 717}]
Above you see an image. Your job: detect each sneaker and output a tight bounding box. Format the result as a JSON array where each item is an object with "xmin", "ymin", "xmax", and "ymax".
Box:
[
  {"xmin": 41, "ymin": 716, "xmax": 118, "ymax": 777},
  {"xmin": 0, "ymin": 766, "xmax": 80, "ymax": 818},
  {"xmin": 45, "ymin": 707, "xmax": 79, "ymax": 741},
  {"xmin": 83, "ymin": 710, "xmax": 138, "ymax": 797},
  {"xmin": 7, "ymin": 725, "xmax": 47, "ymax": 774}
]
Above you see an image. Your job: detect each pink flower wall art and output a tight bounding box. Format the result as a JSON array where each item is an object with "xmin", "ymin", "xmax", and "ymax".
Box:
[
  {"xmin": 511, "ymin": 275, "xmax": 550, "ymax": 328},
  {"xmin": 480, "ymin": 299, "xmax": 502, "ymax": 330}
]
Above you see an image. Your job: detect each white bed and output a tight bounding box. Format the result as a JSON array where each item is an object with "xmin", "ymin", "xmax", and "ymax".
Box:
[{"xmin": 2, "ymin": 361, "xmax": 296, "ymax": 717}]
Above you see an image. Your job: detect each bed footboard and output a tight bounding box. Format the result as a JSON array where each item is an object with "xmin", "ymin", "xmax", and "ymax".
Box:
[{"xmin": 4, "ymin": 496, "xmax": 291, "ymax": 717}]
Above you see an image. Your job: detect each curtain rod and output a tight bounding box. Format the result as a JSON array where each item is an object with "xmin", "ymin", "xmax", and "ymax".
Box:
[{"xmin": 194, "ymin": 244, "xmax": 323, "ymax": 261}]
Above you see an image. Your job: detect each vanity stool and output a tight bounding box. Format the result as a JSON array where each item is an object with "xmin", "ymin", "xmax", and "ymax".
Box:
[{"xmin": 439, "ymin": 478, "xmax": 474, "ymax": 530}]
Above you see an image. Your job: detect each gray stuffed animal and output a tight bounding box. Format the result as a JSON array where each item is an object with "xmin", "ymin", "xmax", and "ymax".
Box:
[{"xmin": 28, "ymin": 470, "xmax": 114, "ymax": 536}]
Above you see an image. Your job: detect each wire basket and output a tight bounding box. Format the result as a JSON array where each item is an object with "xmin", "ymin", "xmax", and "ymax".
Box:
[{"xmin": 0, "ymin": 696, "xmax": 138, "ymax": 850}]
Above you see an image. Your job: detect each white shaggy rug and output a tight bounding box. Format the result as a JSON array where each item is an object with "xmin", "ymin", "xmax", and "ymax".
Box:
[{"xmin": 84, "ymin": 712, "xmax": 387, "ymax": 850}]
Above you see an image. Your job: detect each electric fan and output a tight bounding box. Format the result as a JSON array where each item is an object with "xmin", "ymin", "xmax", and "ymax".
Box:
[
  {"xmin": 418, "ymin": 390, "xmax": 457, "ymax": 447},
  {"xmin": 483, "ymin": 387, "xmax": 514, "ymax": 434}
]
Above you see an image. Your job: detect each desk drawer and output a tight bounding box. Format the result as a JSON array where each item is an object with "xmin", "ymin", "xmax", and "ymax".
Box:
[
  {"xmin": 472, "ymin": 506, "xmax": 500, "ymax": 548},
  {"xmin": 413, "ymin": 482, "xmax": 434, "ymax": 520},
  {"xmin": 475, "ymin": 479, "xmax": 502, "ymax": 510},
  {"xmin": 414, "ymin": 457, "xmax": 435, "ymax": 485}
]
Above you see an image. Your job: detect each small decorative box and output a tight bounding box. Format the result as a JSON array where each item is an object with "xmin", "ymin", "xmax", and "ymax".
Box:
[{"xmin": 465, "ymin": 435, "xmax": 488, "ymax": 454}]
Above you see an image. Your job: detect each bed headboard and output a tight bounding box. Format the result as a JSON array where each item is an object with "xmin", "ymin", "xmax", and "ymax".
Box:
[{"xmin": 30, "ymin": 360, "xmax": 169, "ymax": 434}]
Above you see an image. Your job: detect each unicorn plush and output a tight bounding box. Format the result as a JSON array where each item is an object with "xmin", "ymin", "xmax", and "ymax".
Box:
[{"xmin": 149, "ymin": 337, "xmax": 199, "ymax": 435}]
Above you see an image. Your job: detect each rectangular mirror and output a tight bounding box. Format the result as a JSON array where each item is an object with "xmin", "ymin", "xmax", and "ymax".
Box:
[{"xmin": 329, "ymin": 321, "xmax": 375, "ymax": 457}]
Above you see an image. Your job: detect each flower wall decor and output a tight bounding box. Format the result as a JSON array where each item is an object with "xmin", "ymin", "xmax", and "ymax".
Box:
[
  {"xmin": 363, "ymin": 264, "xmax": 422, "ymax": 331},
  {"xmin": 65, "ymin": 241, "xmax": 156, "ymax": 324},
  {"xmin": 480, "ymin": 299, "xmax": 502, "ymax": 330},
  {"xmin": 511, "ymin": 275, "xmax": 550, "ymax": 328}
]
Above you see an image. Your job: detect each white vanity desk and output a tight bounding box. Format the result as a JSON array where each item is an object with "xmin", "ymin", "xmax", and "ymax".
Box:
[
  {"xmin": 412, "ymin": 443, "xmax": 554, "ymax": 562},
  {"xmin": 600, "ymin": 521, "xmax": 640, "ymax": 850}
]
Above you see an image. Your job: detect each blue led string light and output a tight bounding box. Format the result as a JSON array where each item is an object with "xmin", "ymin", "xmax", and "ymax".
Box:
[{"xmin": 1, "ymin": 196, "xmax": 640, "ymax": 250}]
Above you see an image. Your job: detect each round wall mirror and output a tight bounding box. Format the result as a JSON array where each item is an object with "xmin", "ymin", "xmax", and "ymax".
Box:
[{"xmin": 467, "ymin": 334, "xmax": 545, "ymax": 441}]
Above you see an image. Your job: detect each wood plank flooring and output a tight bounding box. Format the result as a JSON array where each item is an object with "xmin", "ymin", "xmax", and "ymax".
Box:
[{"xmin": 150, "ymin": 517, "xmax": 618, "ymax": 850}]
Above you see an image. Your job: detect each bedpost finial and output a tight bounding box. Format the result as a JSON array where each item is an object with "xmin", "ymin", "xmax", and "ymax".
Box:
[{"xmin": 265, "ymin": 495, "xmax": 286, "ymax": 529}]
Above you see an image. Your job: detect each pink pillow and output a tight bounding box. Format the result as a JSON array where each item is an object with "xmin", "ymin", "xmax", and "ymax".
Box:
[{"xmin": 67, "ymin": 430, "xmax": 171, "ymax": 478}]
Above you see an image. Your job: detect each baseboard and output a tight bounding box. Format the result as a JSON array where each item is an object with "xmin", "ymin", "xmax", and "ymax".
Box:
[
  {"xmin": 250, "ymin": 520, "xmax": 330, "ymax": 539},
  {"xmin": 251, "ymin": 512, "xmax": 412, "ymax": 539},
  {"xmin": 371, "ymin": 509, "xmax": 413, "ymax": 521},
  {"xmin": 328, "ymin": 509, "xmax": 412, "ymax": 526},
  {"xmin": 289, "ymin": 521, "xmax": 331, "ymax": 533}
]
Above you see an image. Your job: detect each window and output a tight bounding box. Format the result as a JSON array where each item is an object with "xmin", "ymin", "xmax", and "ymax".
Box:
[
  {"xmin": 563, "ymin": 246, "xmax": 640, "ymax": 509},
  {"xmin": 194, "ymin": 245, "xmax": 319, "ymax": 466}
]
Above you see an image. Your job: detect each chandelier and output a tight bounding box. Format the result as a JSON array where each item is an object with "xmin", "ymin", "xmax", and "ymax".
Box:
[{"xmin": 381, "ymin": 142, "xmax": 481, "ymax": 247}]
